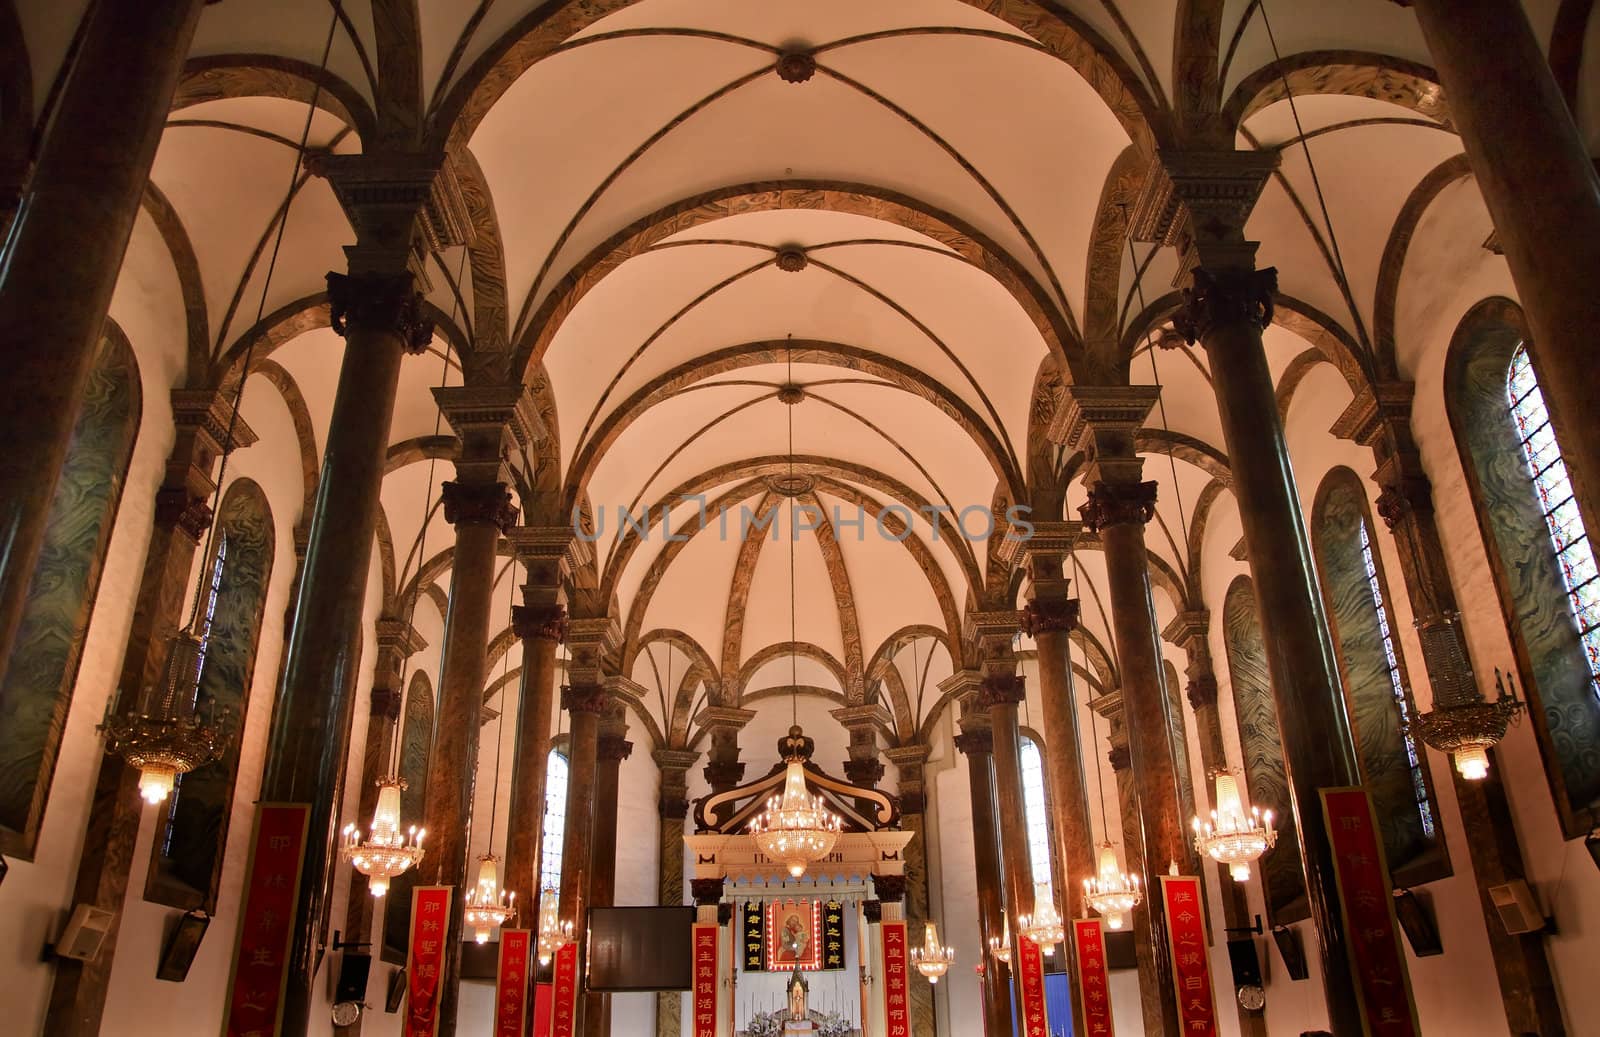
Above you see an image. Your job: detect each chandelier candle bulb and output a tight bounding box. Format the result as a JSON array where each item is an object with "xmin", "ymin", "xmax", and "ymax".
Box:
[{"xmin": 1455, "ymin": 745, "xmax": 1491, "ymax": 781}]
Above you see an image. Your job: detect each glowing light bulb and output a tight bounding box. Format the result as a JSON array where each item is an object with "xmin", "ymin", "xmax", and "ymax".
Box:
[
  {"xmin": 138, "ymin": 764, "xmax": 177, "ymax": 805},
  {"xmin": 1455, "ymin": 746, "xmax": 1491, "ymax": 781}
]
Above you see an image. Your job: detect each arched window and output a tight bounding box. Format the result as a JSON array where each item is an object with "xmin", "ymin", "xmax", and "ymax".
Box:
[
  {"xmin": 1019, "ymin": 736, "xmax": 1054, "ymax": 902},
  {"xmin": 1312, "ymin": 468, "xmax": 1446, "ymax": 884},
  {"xmin": 0, "ymin": 326, "xmax": 139, "ymax": 858},
  {"xmin": 540, "ymin": 746, "xmax": 570, "ymax": 891},
  {"xmin": 1446, "ymin": 302, "xmax": 1600, "ymax": 838},
  {"xmin": 1508, "ymin": 345, "xmax": 1600, "ymax": 695},
  {"xmin": 146, "ymin": 479, "xmax": 274, "ymax": 909},
  {"xmin": 1222, "ymin": 577, "xmax": 1305, "ymax": 922},
  {"xmin": 383, "ymin": 670, "xmax": 434, "ymax": 963}
]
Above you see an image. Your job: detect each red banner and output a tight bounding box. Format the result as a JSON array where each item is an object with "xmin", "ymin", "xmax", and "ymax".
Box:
[
  {"xmin": 1073, "ymin": 919, "xmax": 1115, "ymax": 1036},
  {"xmin": 495, "ymin": 929, "xmax": 532, "ymax": 1037},
  {"xmin": 221, "ymin": 803, "xmax": 309, "ymax": 1037},
  {"xmin": 532, "ymin": 982, "xmax": 553, "ymax": 1037},
  {"xmin": 880, "ymin": 920, "xmax": 911, "ymax": 1037},
  {"xmin": 551, "ymin": 942, "xmax": 579, "ymax": 1037},
  {"xmin": 404, "ymin": 886, "xmax": 453, "ymax": 1037},
  {"xmin": 692, "ymin": 922, "xmax": 719, "ymax": 1037},
  {"xmin": 1016, "ymin": 935, "xmax": 1051, "ymax": 1037},
  {"xmin": 1322, "ymin": 787, "xmax": 1420, "ymax": 1036},
  {"xmin": 1160, "ymin": 875, "xmax": 1218, "ymax": 1035}
]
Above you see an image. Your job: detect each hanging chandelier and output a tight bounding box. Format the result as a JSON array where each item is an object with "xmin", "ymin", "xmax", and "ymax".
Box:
[
  {"xmin": 340, "ymin": 777, "xmax": 426, "ymax": 897},
  {"xmin": 910, "ymin": 921, "xmax": 955, "ymax": 983},
  {"xmin": 463, "ymin": 853, "xmax": 516, "ymax": 943},
  {"xmin": 1018, "ymin": 882, "xmax": 1065, "ymax": 957},
  {"xmin": 536, "ymin": 889, "xmax": 574, "ymax": 966},
  {"xmin": 1192, "ymin": 770, "xmax": 1277, "ymax": 881},
  {"xmin": 987, "ymin": 914, "xmax": 1012, "ymax": 965},
  {"xmin": 1413, "ymin": 667, "xmax": 1525, "ymax": 781},
  {"xmin": 1083, "ymin": 842, "xmax": 1142, "ymax": 931},
  {"xmin": 102, "ymin": 631, "xmax": 230, "ymax": 804},
  {"xmin": 748, "ymin": 745, "xmax": 842, "ymax": 879}
]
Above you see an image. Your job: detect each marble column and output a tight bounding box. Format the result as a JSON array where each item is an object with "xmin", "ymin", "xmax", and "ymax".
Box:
[
  {"xmin": 654, "ymin": 749, "xmax": 699, "ymax": 1037},
  {"xmin": 885, "ymin": 744, "xmax": 936, "ymax": 1037},
  {"xmin": 971, "ymin": 611, "xmax": 1033, "ymax": 1013},
  {"xmin": 1333, "ymin": 384, "xmax": 1564, "ymax": 1035},
  {"xmin": 1395, "ymin": 0, "xmax": 1600, "ymax": 540},
  {"xmin": 1157, "ymin": 150, "xmax": 1368, "ymax": 1033},
  {"xmin": 0, "ymin": 0, "xmax": 206, "ymax": 679},
  {"xmin": 1163, "ymin": 610, "xmax": 1267, "ymax": 1037},
  {"xmin": 586, "ymin": 696, "xmax": 632, "ymax": 1037},
  {"xmin": 949, "ymin": 677, "xmax": 1011, "ymax": 1037},
  {"xmin": 44, "ymin": 391, "xmax": 252, "ymax": 1035},
  {"xmin": 1064, "ymin": 387, "xmax": 1189, "ymax": 1035},
  {"xmin": 255, "ymin": 155, "xmax": 454, "ymax": 1037},
  {"xmin": 1012, "ymin": 524, "xmax": 1094, "ymax": 1035},
  {"xmin": 424, "ymin": 385, "xmax": 534, "ymax": 1037}
]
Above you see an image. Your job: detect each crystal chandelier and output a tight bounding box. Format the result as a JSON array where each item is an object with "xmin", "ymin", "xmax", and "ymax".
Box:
[
  {"xmin": 340, "ymin": 777, "xmax": 426, "ymax": 897},
  {"xmin": 1018, "ymin": 882, "xmax": 1065, "ymax": 957},
  {"xmin": 910, "ymin": 921, "xmax": 955, "ymax": 983},
  {"xmin": 1413, "ymin": 667, "xmax": 1525, "ymax": 781},
  {"xmin": 463, "ymin": 853, "xmax": 516, "ymax": 943},
  {"xmin": 102, "ymin": 631, "xmax": 229, "ymax": 805},
  {"xmin": 987, "ymin": 916, "xmax": 1011, "ymax": 965},
  {"xmin": 1192, "ymin": 771, "xmax": 1277, "ymax": 881},
  {"xmin": 748, "ymin": 750, "xmax": 842, "ymax": 879},
  {"xmin": 1083, "ymin": 842, "xmax": 1142, "ymax": 931},
  {"xmin": 536, "ymin": 890, "xmax": 574, "ymax": 966}
]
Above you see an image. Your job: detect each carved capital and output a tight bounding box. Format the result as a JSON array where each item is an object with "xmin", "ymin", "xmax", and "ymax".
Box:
[
  {"xmin": 561, "ymin": 682, "xmax": 610, "ymax": 716},
  {"xmin": 704, "ymin": 758, "xmax": 746, "ymax": 790},
  {"xmin": 1185, "ymin": 675, "xmax": 1219, "ymax": 712},
  {"xmin": 1172, "ymin": 266, "xmax": 1277, "ymax": 344},
  {"xmin": 1079, "ymin": 480, "xmax": 1158, "ymax": 532},
  {"xmin": 1376, "ymin": 476, "xmax": 1434, "ymax": 531},
  {"xmin": 690, "ymin": 877, "xmax": 725, "ymax": 906},
  {"xmin": 154, "ymin": 487, "xmax": 214, "ymax": 543},
  {"xmin": 1021, "ymin": 596, "xmax": 1079, "ymax": 637},
  {"xmin": 871, "ymin": 874, "xmax": 907, "ymax": 904},
  {"xmin": 512, "ymin": 602, "xmax": 568, "ymax": 643},
  {"xmin": 370, "ymin": 686, "xmax": 402, "ymax": 721},
  {"xmin": 326, "ymin": 270, "xmax": 432, "ymax": 352},
  {"xmin": 598, "ymin": 735, "xmax": 633, "ymax": 763},
  {"xmin": 658, "ymin": 794, "xmax": 690, "ymax": 820},
  {"xmin": 862, "ymin": 900, "xmax": 883, "ymax": 924},
  {"xmin": 977, "ymin": 673, "xmax": 1025, "ymax": 708},
  {"xmin": 441, "ymin": 480, "xmax": 518, "ymax": 532},
  {"xmin": 844, "ymin": 756, "xmax": 886, "ymax": 789},
  {"xmin": 953, "ymin": 728, "xmax": 994, "ymax": 756},
  {"xmin": 1107, "ymin": 744, "xmax": 1132, "ymax": 772}
]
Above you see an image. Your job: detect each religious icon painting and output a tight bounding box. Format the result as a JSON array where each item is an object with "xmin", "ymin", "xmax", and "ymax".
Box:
[{"xmin": 766, "ymin": 899, "xmax": 822, "ymax": 971}]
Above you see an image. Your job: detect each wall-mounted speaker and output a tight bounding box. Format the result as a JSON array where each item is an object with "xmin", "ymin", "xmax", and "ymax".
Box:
[
  {"xmin": 336, "ymin": 952, "xmax": 372, "ymax": 1003},
  {"xmin": 1270, "ymin": 924, "xmax": 1308, "ymax": 981},
  {"xmin": 1227, "ymin": 937, "xmax": 1263, "ymax": 988},
  {"xmin": 1393, "ymin": 889, "xmax": 1443, "ymax": 956},
  {"xmin": 1488, "ymin": 880, "xmax": 1548, "ymax": 935},
  {"xmin": 385, "ymin": 968, "xmax": 407, "ymax": 1013},
  {"xmin": 54, "ymin": 904, "xmax": 116, "ymax": 962}
]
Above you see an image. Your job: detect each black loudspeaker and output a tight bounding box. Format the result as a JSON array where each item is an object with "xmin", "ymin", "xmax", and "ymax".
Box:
[
  {"xmin": 1393, "ymin": 890, "xmax": 1443, "ymax": 957},
  {"xmin": 1271, "ymin": 925, "xmax": 1309, "ymax": 981},
  {"xmin": 336, "ymin": 952, "xmax": 372, "ymax": 1003},
  {"xmin": 1226, "ymin": 937, "xmax": 1262, "ymax": 988},
  {"xmin": 385, "ymin": 968, "xmax": 407, "ymax": 1013}
]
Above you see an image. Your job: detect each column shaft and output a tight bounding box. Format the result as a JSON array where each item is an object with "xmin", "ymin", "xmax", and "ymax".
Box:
[
  {"xmin": 653, "ymin": 751, "xmax": 697, "ymax": 1037},
  {"xmin": 956, "ymin": 725, "xmax": 1011, "ymax": 1037},
  {"xmin": 260, "ymin": 267, "xmax": 427, "ymax": 1036},
  {"xmin": 984, "ymin": 678, "xmax": 1034, "ymax": 1013},
  {"xmin": 424, "ymin": 482, "xmax": 512, "ymax": 1037},
  {"xmin": 0, "ymin": 0, "xmax": 205, "ymax": 675},
  {"xmin": 585, "ymin": 723, "xmax": 630, "ymax": 1037},
  {"xmin": 559, "ymin": 683, "xmax": 607, "ymax": 1035},
  {"xmin": 1180, "ymin": 266, "xmax": 1365, "ymax": 1034},
  {"xmin": 1403, "ymin": 0, "xmax": 1600, "ymax": 539}
]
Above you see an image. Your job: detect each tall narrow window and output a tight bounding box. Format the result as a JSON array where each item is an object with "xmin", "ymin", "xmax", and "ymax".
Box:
[
  {"xmin": 541, "ymin": 747, "xmax": 570, "ymax": 891},
  {"xmin": 1019, "ymin": 736, "xmax": 1054, "ymax": 901},
  {"xmin": 1508, "ymin": 345, "xmax": 1600, "ymax": 698}
]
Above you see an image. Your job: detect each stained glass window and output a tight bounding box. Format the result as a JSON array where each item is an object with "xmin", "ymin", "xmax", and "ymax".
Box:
[
  {"xmin": 1359, "ymin": 520, "xmax": 1436, "ymax": 840},
  {"xmin": 539, "ymin": 747, "xmax": 569, "ymax": 891},
  {"xmin": 1508, "ymin": 345, "xmax": 1600, "ymax": 698},
  {"xmin": 1019, "ymin": 737, "xmax": 1054, "ymax": 896}
]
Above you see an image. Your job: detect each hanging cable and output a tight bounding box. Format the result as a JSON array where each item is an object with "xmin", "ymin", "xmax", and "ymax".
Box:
[
  {"xmin": 184, "ymin": 9, "xmax": 339, "ymax": 631},
  {"xmin": 788, "ymin": 335, "xmax": 799, "ymax": 727}
]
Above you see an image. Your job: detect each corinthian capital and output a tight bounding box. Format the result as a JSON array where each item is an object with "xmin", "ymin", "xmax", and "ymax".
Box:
[
  {"xmin": 1078, "ymin": 480, "xmax": 1158, "ymax": 532},
  {"xmin": 1172, "ymin": 266, "xmax": 1278, "ymax": 345},
  {"xmin": 441, "ymin": 479, "xmax": 518, "ymax": 532},
  {"xmin": 326, "ymin": 270, "xmax": 433, "ymax": 353}
]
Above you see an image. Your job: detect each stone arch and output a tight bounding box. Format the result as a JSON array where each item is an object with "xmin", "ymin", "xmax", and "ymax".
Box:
[
  {"xmin": 174, "ymin": 54, "xmax": 378, "ymax": 143},
  {"xmin": 1221, "ymin": 50, "xmax": 1449, "ymax": 133}
]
